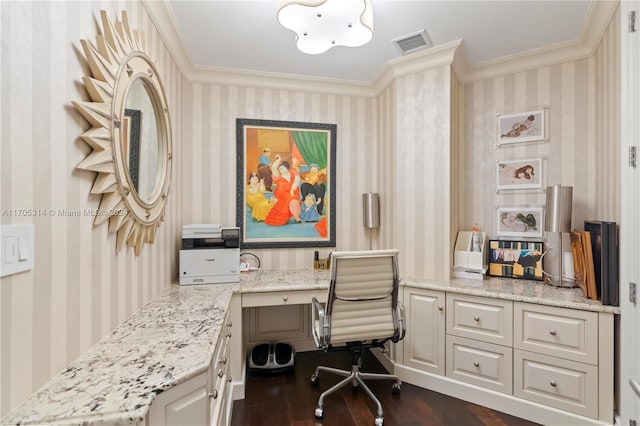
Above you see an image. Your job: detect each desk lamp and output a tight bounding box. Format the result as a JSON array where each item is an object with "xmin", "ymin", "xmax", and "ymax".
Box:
[
  {"xmin": 544, "ymin": 184, "xmax": 573, "ymax": 287},
  {"xmin": 362, "ymin": 192, "xmax": 380, "ymax": 250}
]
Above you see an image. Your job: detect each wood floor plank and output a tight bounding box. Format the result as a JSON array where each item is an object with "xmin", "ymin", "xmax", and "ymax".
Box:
[{"xmin": 233, "ymin": 350, "xmax": 541, "ymax": 426}]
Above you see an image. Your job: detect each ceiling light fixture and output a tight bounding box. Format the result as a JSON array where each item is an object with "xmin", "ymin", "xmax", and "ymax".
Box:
[{"xmin": 277, "ymin": 0, "xmax": 373, "ymax": 55}]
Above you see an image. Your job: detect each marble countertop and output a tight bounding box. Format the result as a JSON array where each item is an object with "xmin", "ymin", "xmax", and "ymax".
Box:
[
  {"xmin": 2, "ymin": 269, "xmax": 618, "ymax": 425},
  {"xmin": 2, "ymin": 284, "xmax": 234, "ymax": 426}
]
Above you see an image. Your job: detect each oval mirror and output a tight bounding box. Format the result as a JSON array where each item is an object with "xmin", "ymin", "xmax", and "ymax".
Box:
[{"xmin": 72, "ymin": 10, "xmax": 172, "ymax": 255}]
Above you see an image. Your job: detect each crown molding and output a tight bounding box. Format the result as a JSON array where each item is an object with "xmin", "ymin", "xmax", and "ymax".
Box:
[
  {"xmin": 146, "ymin": 0, "xmax": 619, "ymax": 96},
  {"xmin": 141, "ymin": 0, "xmax": 194, "ymax": 77},
  {"xmin": 371, "ymin": 39, "xmax": 462, "ymax": 94},
  {"xmin": 186, "ymin": 66, "xmax": 375, "ymax": 97},
  {"xmin": 459, "ymin": 0, "xmax": 619, "ymax": 83}
]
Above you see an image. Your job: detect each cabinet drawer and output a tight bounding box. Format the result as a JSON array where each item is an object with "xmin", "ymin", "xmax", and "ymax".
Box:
[
  {"xmin": 514, "ymin": 350, "xmax": 598, "ymax": 418},
  {"xmin": 514, "ymin": 302, "xmax": 598, "ymax": 365},
  {"xmin": 446, "ymin": 294, "xmax": 513, "ymax": 346},
  {"xmin": 242, "ymin": 289, "xmax": 322, "ymax": 307},
  {"xmin": 446, "ymin": 335, "xmax": 512, "ymax": 394}
]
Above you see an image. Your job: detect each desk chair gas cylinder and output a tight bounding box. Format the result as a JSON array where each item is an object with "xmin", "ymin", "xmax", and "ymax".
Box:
[{"xmin": 310, "ymin": 249, "xmax": 406, "ymax": 426}]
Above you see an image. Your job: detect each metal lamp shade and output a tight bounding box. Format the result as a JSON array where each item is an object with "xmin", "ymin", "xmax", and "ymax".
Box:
[
  {"xmin": 362, "ymin": 193, "xmax": 380, "ymax": 229},
  {"xmin": 545, "ymin": 185, "xmax": 573, "ymax": 232}
]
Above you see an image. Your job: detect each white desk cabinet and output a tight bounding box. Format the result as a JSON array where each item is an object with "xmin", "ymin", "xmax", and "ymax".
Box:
[
  {"xmin": 397, "ymin": 287, "xmax": 616, "ymax": 425},
  {"xmin": 146, "ymin": 310, "xmax": 234, "ymax": 426},
  {"xmin": 146, "ymin": 372, "xmax": 210, "ymax": 426},
  {"xmin": 513, "ymin": 302, "xmax": 605, "ymax": 419},
  {"xmin": 402, "ymin": 287, "xmax": 446, "ymax": 375}
]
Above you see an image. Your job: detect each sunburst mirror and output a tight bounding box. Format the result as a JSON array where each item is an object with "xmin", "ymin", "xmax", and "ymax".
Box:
[{"xmin": 72, "ymin": 10, "xmax": 172, "ymax": 256}]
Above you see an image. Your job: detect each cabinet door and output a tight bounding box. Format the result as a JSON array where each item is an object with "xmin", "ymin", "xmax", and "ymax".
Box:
[
  {"xmin": 147, "ymin": 372, "xmax": 209, "ymax": 426},
  {"xmin": 402, "ymin": 287, "xmax": 445, "ymax": 375}
]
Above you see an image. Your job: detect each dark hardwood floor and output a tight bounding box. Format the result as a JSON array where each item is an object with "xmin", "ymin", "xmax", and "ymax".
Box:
[{"xmin": 231, "ymin": 349, "xmax": 541, "ymax": 426}]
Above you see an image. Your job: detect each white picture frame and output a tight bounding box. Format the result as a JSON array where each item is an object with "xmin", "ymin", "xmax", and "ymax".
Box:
[
  {"xmin": 496, "ymin": 158, "xmax": 543, "ymax": 190},
  {"xmin": 496, "ymin": 207, "xmax": 544, "ymax": 238},
  {"xmin": 498, "ymin": 109, "xmax": 546, "ymax": 145}
]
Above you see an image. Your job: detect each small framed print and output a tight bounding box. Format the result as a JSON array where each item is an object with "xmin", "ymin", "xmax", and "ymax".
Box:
[
  {"xmin": 496, "ymin": 207, "xmax": 544, "ymax": 239},
  {"xmin": 498, "ymin": 109, "xmax": 546, "ymax": 145},
  {"xmin": 496, "ymin": 158, "xmax": 543, "ymax": 190},
  {"xmin": 488, "ymin": 240, "xmax": 544, "ymax": 281}
]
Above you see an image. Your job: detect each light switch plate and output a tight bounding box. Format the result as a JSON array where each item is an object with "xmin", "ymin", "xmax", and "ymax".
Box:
[{"xmin": 0, "ymin": 225, "xmax": 35, "ymax": 277}]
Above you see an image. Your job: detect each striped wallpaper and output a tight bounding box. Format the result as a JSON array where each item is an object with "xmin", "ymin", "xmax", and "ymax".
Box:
[
  {"xmin": 458, "ymin": 5, "xmax": 620, "ymax": 240},
  {"xmin": 0, "ymin": 0, "xmax": 620, "ymax": 418},
  {"xmin": 179, "ymin": 84, "xmax": 379, "ymax": 269},
  {"xmin": 0, "ymin": 1, "xmax": 183, "ymax": 416}
]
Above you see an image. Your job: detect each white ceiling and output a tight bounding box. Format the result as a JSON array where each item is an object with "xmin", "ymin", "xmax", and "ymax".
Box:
[{"xmin": 166, "ymin": 0, "xmax": 593, "ymax": 83}]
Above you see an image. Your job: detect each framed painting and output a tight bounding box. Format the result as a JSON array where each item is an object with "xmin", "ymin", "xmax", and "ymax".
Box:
[
  {"xmin": 497, "ymin": 109, "xmax": 546, "ymax": 145},
  {"xmin": 236, "ymin": 118, "xmax": 337, "ymax": 248},
  {"xmin": 496, "ymin": 206, "xmax": 544, "ymax": 238},
  {"xmin": 496, "ymin": 158, "xmax": 543, "ymax": 190},
  {"xmin": 488, "ymin": 240, "xmax": 544, "ymax": 281}
]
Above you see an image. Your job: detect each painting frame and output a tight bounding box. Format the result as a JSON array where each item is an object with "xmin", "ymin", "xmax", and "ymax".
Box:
[
  {"xmin": 497, "ymin": 109, "xmax": 546, "ymax": 145},
  {"xmin": 496, "ymin": 206, "xmax": 544, "ymax": 239},
  {"xmin": 236, "ymin": 118, "xmax": 337, "ymax": 249},
  {"xmin": 496, "ymin": 158, "xmax": 543, "ymax": 190},
  {"xmin": 488, "ymin": 239, "xmax": 544, "ymax": 281}
]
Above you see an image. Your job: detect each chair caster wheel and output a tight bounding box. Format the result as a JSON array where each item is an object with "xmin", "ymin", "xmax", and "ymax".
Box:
[
  {"xmin": 374, "ymin": 416, "xmax": 384, "ymax": 426},
  {"xmin": 392, "ymin": 383, "xmax": 401, "ymax": 395},
  {"xmin": 310, "ymin": 374, "xmax": 319, "ymax": 385},
  {"xmin": 315, "ymin": 407, "xmax": 323, "ymax": 418}
]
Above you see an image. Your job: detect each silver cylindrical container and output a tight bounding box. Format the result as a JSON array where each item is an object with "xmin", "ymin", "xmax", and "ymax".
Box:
[
  {"xmin": 362, "ymin": 192, "xmax": 380, "ymax": 229},
  {"xmin": 545, "ymin": 185, "xmax": 573, "ymax": 232}
]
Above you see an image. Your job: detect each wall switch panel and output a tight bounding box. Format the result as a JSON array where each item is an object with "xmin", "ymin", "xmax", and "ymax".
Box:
[{"xmin": 0, "ymin": 225, "xmax": 35, "ymax": 277}]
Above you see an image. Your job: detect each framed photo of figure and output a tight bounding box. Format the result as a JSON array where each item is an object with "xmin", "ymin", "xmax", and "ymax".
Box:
[
  {"xmin": 497, "ymin": 109, "xmax": 546, "ymax": 145},
  {"xmin": 496, "ymin": 158, "xmax": 543, "ymax": 190},
  {"xmin": 236, "ymin": 118, "xmax": 337, "ymax": 248},
  {"xmin": 488, "ymin": 240, "xmax": 544, "ymax": 281},
  {"xmin": 496, "ymin": 206, "xmax": 544, "ymax": 239}
]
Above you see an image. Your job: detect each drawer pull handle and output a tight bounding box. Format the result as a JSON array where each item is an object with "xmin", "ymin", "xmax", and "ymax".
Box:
[
  {"xmin": 549, "ymin": 330, "xmax": 557, "ymax": 336},
  {"xmin": 550, "ymin": 381, "xmax": 557, "ymax": 387},
  {"xmin": 283, "ymin": 296, "xmax": 288, "ymax": 302},
  {"xmin": 438, "ymin": 306, "xmax": 444, "ymax": 311},
  {"xmin": 226, "ymin": 332, "xmax": 232, "ymax": 338},
  {"xmin": 218, "ymin": 369, "xmax": 223, "ymax": 378},
  {"xmin": 227, "ymin": 377, "xmax": 232, "ymax": 383},
  {"xmin": 227, "ymin": 321, "xmax": 232, "ymax": 327},
  {"xmin": 209, "ymin": 390, "xmax": 218, "ymax": 399},
  {"xmin": 473, "ymin": 361, "xmax": 480, "ymax": 367},
  {"xmin": 222, "ymin": 356, "xmax": 227, "ymax": 364},
  {"xmin": 474, "ymin": 316, "xmax": 480, "ymax": 322}
]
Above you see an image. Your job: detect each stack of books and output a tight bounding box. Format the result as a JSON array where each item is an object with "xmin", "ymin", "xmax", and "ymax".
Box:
[{"xmin": 569, "ymin": 221, "xmax": 618, "ymax": 306}]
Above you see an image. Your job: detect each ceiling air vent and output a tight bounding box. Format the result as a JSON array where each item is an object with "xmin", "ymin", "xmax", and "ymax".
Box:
[{"xmin": 392, "ymin": 30, "xmax": 433, "ymax": 55}]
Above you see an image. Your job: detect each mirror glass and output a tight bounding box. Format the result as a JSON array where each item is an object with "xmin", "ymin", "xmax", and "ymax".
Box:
[{"xmin": 123, "ymin": 78, "xmax": 160, "ymax": 204}]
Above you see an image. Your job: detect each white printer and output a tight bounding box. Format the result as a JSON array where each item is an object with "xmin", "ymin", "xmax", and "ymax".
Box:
[{"xmin": 179, "ymin": 224, "xmax": 240, "ymax": 285}]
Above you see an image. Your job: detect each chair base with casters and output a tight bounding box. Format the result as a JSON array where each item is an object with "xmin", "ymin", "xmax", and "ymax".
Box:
[
  {"xmin": 309, "ymin": 249, "xmax": 406, "ymax": 426},
  {"xmin": 310, "ymin": 345, "xmax": 401, "ymax": 426}
]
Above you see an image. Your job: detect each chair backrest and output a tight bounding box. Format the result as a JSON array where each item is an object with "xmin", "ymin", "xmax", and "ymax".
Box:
[{"xmin": 324, "ymin": 249, "xmax": 401, "ymax": 345}]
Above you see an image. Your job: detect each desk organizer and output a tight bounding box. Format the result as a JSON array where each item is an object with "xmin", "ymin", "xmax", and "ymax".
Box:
[{"xmin": 453, "ymin": 231, "xmax": 487, "ymax": 279}]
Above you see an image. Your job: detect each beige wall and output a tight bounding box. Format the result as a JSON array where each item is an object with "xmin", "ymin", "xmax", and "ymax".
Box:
[
  {"xmin": 0, "ymin": 1, "xmax": 183, "ymax": 416},
  {"xmin": 457, "ymin": 7, "xmax": 620, "ymax": 240},
  {"xmin": 0, "ymin": 0, "xmax": 621, "ymax": 419},
  {"xmin": 180, "ymin": 83, "xmax": 378, "ymax": 269}
]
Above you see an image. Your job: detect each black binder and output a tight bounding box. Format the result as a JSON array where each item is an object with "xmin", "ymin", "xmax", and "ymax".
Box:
[{"xmin": 584, "ymin": 220, "xmax": 618, "ymax": 306}]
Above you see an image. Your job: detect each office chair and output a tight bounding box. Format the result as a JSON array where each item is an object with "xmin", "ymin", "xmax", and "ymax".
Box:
[{"xmin": 310, "ymin": 249, "xmax": 405, "ymax": 426}]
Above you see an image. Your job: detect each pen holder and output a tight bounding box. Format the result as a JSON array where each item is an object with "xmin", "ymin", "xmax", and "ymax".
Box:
[{"xmin": 314, "ymin": 258, "xmax": 330, "ymax": 270}]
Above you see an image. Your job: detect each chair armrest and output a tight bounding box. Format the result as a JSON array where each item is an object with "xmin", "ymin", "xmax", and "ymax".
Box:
[
  {"xmin": 311, "ymin": 297, "xmax": 328, "ymax": 348},
  {"xmin": 394, "ymin": 301, "xmax": 406, "ymax": 342}
]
